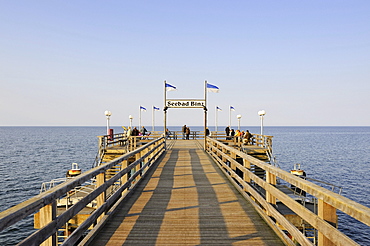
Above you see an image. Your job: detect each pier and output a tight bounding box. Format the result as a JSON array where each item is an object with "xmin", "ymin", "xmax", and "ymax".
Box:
[
  {"xmin": 1, "ymin": 132, "xmax": 370, "ymax": 246},
  {"xmin": 86, "ymin": 139, "xmax": 284, "ymax": 245}
]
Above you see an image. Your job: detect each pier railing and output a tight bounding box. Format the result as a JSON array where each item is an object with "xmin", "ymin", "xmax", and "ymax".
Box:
[
  {"xmin": 93, "ymin": 132, "xmax": 164, "ymax": 167},
  {"xmin": 0, "ymin": 137, "xmax": 166, "ymax": 246},
  {"xmin": 205, "ymin": 137, "xmax": 370, "ymax": 246}
]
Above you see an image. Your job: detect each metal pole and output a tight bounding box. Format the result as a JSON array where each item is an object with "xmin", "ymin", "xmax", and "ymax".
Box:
[
  {"xmin": 139, "ymin": 106, "xmax": 141, "ymax": 129},
  {"xmin": 229, "ymin": 105, "xmax": 232, "ymax": 128},
  {"xmin": 106, "ymin": 117, "xmax": 110, "ymax": 135},
  {"xmin": 204, "ymin": 80, "xmax": 207, "ymax": 150},
  {"xmin": 215, "ymin": 106, "xmax": 218, "ymax": 132},
  {"xmin": 152, "ymin": 106, "xmax": 154, "ymax": 132},
  {"xmin": 164, "ymin": 80, "xmax": 167, "ymax": 137},
  {"xmin": 260, "ymin": 115, "xmax": 264, "ymax": 136}
]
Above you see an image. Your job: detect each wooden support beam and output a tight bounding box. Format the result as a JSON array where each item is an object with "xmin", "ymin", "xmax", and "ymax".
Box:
[
  {"xmin": 243, "ymin": 159, "xmax": 251, "ymax": 183},
  {"xmin": 40, "ymin": 202, "xmax": 56, "ymax": 246},
  {"xmin": 121, "ymin": 160, "xmax": 128, "ymax": 197},
  {"xmin": 96, "ymin": 172, "xmax": 106, "ymax": 223},
  {"xmin": 266, "ymin": 171, "xmax": 277, "ymax": 205},
  {"xmin": 318, "ymin": 199, "xmax": 337, "ymax": 246}
]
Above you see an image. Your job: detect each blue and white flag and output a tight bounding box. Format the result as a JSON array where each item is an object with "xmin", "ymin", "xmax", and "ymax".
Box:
[
  {"xmin": 206, "ymin": 83, "xmax": 219, "ymax": 93},
  {"xmin": 216, "ymin": 106, "xmax": 222, "ymax": 111},
  {"xmin": 165, "ymin": 83, "xmax": 177, "ymax": 91},
  {"xmin": 140, "ymin": 106, "xmax": 147, "ymax": 111},
  {"xmin": 230, "ymin": 106, "xmax": 235, "ymax": 111},
  {"xmin": 153, "ymin": 106, "xmax": 160, "ymax": 111}
]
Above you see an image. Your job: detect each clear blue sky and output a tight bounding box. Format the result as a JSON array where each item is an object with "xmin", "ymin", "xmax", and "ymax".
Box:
[{"xmin": 1, "ymin": 1, "xmax": 369, "ymax": 127}]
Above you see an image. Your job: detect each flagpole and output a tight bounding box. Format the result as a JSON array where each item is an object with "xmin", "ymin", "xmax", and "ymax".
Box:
[
  {"xmin": 139, "ymin": 106, "xmax": 141, "ymax": 129},
  {"xmin": 204, "ymin": 80, "xmax": 207, "ymax": 150},
  {"xmin": 215, "ymin": 106, "xmax": 217, "ymax": 132},
  {"xmin": 229, "ymin": 105, "xmax": 231, "ymax": 127},
  {"xmin": 152, "ymin": 106, "xmax": 154, "ymax": 132},
  {"xmin": 216, "ymin": 106, "xmax": 218, "ymax": 132},
  {"xmin": 164, "ymin": 80, "xmax": 167, "ymax": 138}
]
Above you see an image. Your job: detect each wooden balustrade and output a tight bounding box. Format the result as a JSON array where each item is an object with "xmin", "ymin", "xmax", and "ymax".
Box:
[
  {"xmin": 0, "ymin": 137, "xmax": 166, "ymax": 246},
  {"xmin": 205, "ymin": 137, "xmax": 370, "ymax": 246}
]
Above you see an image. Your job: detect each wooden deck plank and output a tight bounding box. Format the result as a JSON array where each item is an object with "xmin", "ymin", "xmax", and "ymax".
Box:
[{"xmin": 88, "ymin": 140, "xmax": 284, "ymax": 246}]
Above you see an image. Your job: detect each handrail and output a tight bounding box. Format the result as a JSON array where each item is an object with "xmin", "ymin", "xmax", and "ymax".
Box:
[
  {"xmin": 206, "ymin": 137, "xmax": 370, "ymax": 246},
  {"xmin": 0, "ymin": 136, "xmax": 166, "ymax": 246}
]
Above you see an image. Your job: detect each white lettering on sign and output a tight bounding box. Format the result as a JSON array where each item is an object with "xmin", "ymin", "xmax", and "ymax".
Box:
[{"xmin": 166, "ymin": 100, "xmax": 205, "ymax": 108}]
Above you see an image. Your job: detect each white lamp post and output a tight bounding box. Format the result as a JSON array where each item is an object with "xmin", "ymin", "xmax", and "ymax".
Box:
[
  {"xmin": 104, "ymin": 110, "xmax": 112, "ymax": 135},
  {"xmin": 129, "ymin": 115, "xmax": 133, "ymax": 128},
  {"xmin": 237, "ymin": 114, "xmax": 242, "ymax": 130},
  {"xmin": 258, "ymin": 110, "xmax": 266, "ymax": 136}
]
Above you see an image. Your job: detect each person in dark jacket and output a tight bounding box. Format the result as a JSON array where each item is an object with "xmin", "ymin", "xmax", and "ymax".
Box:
[
  {"xmin": 230, "ymin": 129, "xmax": 235, "ymax": 139},
  {"xmin": 225, "ymin": 126, "xmax": 230, "ymax": 140},
  {"xmin": 182, "ymin": 125, "xmax": 187, "ymax": 139},
  {"xmin": 132, "ymin": 127, "xmax": 139, "ymax": 136},
  {"xmin": 185, "ymin": 127, "xmax": 190, "ymax": 140}
]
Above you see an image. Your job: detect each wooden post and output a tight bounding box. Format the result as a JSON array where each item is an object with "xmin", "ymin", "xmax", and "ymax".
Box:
[
  {"xmin": 222, "ymin": 147, "xmax": 227, "ymax": 162},
  {"xmin": 243, "ymin": 159, "xmax": 251, "ymax": 183},
  {"xmin": 121, "ymin": 159, "xmax": 129, "ymax": 196},
  {"xmin": 142, "ymin": 148, "xmax": 149, "ymax": 172},
  {"xmin": 40, "ymin": 202, "xmax": 57, "ymax": 246},
  {"xmin": 136, "ymin": 151, "xmax": 142, "ymax": 181},
  {"xmin": 96, "ymin": 172, "xmax": 106, "ymax": 222},
  {"xmin": 266, "ymin": 171, "xmax": 277, "ymax": 205},
  {"xmin": 230, "ymin": 150, "xmax": 236, "ymax": 169},
  {"xmin": 318, "ymin": 199, "xmax": 337, "ymax": 246}
]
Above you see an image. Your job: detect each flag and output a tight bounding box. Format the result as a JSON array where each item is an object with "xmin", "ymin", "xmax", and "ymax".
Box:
[
  {"xmin": 216, "ymin": 106, "xmax": 222, "ymax": 111},
  {"xmin": 153, "ymin": 106, "xmax": 160, "ymax": 111},
  {"xmin": 165, "ymin": 83, "xmax": 177, "ymax": 91},
  {"xmin": 206, "ymin": 83, "xmax": 219, "ymax": 93},
  {"xmin": 140, "ymin": 106, "xmax": 147, "ymax": 111},
  {"xmin": 230, "ymin": 106, "xmax": 235, "ymax": 111}
]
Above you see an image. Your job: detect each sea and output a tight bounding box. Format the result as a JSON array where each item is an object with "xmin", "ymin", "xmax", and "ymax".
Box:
[{"xmin": 0, "ymin": 126, "xmax": 369, "ymax": 245}]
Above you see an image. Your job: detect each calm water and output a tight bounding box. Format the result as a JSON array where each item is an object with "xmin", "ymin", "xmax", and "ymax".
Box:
[{"xmin": 0, "ymin": 126, "xmax": 369, "ymax": 245}]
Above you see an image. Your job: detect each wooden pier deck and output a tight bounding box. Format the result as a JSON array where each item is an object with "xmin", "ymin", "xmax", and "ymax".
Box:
[{"xmin": 88, "ymin": 140, "xmax": 284, "ymax": 245}]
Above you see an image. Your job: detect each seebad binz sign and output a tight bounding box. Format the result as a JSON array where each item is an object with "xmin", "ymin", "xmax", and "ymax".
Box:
[{"xmin": 166, "ymin": 99, "xmax": 206, "ymax": 108}]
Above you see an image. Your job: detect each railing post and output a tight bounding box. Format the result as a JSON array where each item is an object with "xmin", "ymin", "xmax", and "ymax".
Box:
[
  {"xmin": 40, "ymin": 201, "xmax": 57, "ymax": 246},
  {"xmin": 266, "ymin": 171, "xmax": 277, "ymax": 205},
  {"xmin": 121, "ymin": 159, "xmax": 129, "ymax": 196},
  {"xmin": 318, "ymin": 199, "xmax": 337, "ymax": 246},
  {"xmin": 142, "ymin": 147, "xmax": 149, "ymax": 172},
  {"xmin": 136, "ymin": 151, "xmax": 142, "ymax": 179},
  {"xmin": 96, "ymin": 172, "xmax": 106, "ymax": 222},
  {"xmin": 243, "ymin": 159, "xmax": 251, "ymax": 183},
  {"xmin": 221, "ymin": 147, "xmax": 227, "ymax": 162}
]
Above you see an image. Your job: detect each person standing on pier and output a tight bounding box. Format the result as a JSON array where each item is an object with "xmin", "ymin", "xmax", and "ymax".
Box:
[
  {"xmin": 126, "ymin": 127, "xmax": 132, "ymax": 138},
  {"xmin": 182, "ymin": 125, "xmax": 187, "ymax": 139},
  {"xmin": 243, "ymin": 130, "xmax": 252, "ymax": 145},
  {"xmin": 185, "ymin": 127, "xmax": 190, "ymax": 140},
  {"xmin": 132, "ymin": 127, "xmax": 139, "ymax": 136},
  {"xmin": 141, "ymin": 126, "xmax": 147, "ymax": 136},
  {"xmin": 225, "ymin": 126, "xmax": 230, "ymax": 140},
  {"xmin": 230, "ymin": 129, "xmax": 235, "ymax": 139}
]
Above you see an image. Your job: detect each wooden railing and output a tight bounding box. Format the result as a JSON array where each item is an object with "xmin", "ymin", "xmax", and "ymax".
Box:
[
  {"xmin": 0, "ymin": 137, "xmax": 166, "ymax": 246},
  {"xmin": 205, "ymin": 137, "xmax": 370, "ymax": 246}
]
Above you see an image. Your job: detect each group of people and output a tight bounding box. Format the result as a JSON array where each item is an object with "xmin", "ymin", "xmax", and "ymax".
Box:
[
  {"xmin": 225, "ymin": 126, "xmax": 253, "ymax": 144},
  {"xmin": 182, "ymin": 125, "xmax": 191, "ymax": 140},
  {"xmin": 126, "ymin": 126, "xmax": 148, "ymax": 138},
  {"xmin": 124, "ymin": 125, "xmax": 251, "ymax": 143}
]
